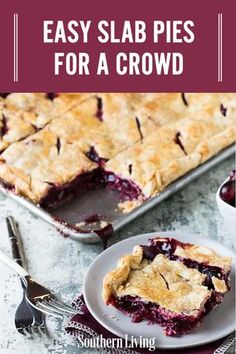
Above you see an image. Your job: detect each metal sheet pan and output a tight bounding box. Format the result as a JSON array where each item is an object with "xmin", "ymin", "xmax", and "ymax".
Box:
[{"xmin": 0, "ymin": 144, "xmax": 234, "ymax": 243}]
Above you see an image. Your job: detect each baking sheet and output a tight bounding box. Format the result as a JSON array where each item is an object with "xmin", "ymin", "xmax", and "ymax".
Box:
[{"xmin": 0, "ymin": 144, "xmax": 234, "ymax": 243}]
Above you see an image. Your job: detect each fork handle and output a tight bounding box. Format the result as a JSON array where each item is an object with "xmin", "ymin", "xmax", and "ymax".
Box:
[
  {"xmin": 0, "ymin": 248, "xmax": 28, "ymax": 277},
  {"xmin": 6, "ymin": 216, "xmax": 24, "ymax": 266}
]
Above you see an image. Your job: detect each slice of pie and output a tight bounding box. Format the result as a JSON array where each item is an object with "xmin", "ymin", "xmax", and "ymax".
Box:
[
  {"xmin": 103, "ymin": 237, "xmax": 232, "ymax": 336},
  {"xmin": 0, "ymin": 128, "xmax": 100, "ymax": 208},
  {"xmin": 104, "ymin": 125, "xmax": 201, "ymax": 212},
  {"xmin": 48, "ymin": 96, "xmax": 121, "ymax": 162},
  {"xmin": 0, "ymin": 93, "xmax": 92, "ymax": 149}
]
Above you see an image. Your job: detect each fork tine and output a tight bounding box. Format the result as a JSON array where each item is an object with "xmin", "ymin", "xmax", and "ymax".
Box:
[
  {"xmin": 32, "ymin": 326, "xmax": 41, "ymax": 336},
  {"xmin": 35, "ymin": 301, "xmax": 64, "ymax": 318},
  {"xmin": 50, "ymin": 297, "xmax": 75, "ymax": 310},
  {"xmin": 56, "ymin": 299, "xmax": 81, "ymax": 314},
  {"xmin": 41, "ymin": 299, "xmax": 76, "ymax": 316},
  {"xmin": 17, "ymin": 327, "xmax": 26, "ymax": 335},
  {"xmin": 48, "ymin": 298, "xmax": 79, "ymax": 315},
  {"xmin": 38, "ymin": 325, "xmax": 47, "ymax": 336},
  {"xmin": 23, "ymin": 327, "xmax": 32, "ymax": 337},
  {"xmin": 25, "ymin": 296, "xmax": 63, "ymax": 318}
]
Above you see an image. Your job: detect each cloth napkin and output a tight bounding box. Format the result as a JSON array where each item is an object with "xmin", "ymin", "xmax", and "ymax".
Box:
[{"xmin": 65, "ymin": 295, "xmax": 235, "ymax": 354}]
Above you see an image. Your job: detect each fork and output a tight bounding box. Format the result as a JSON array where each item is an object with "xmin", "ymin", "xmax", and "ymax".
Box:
[
  {"xmin": 6, "ymin": 216, "xmax": 47, "ymax": 336},
  {"xmin": 0, "ymin": 245, "xmax": 81, "ymax": 318},
  {"xmin": 13, "ymin": 286, "xmax": 46, "ymax": 336}
]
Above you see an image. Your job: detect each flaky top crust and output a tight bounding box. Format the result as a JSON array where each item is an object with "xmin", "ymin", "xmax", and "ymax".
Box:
[
  {"xmin": 103, "ymin": 245, "xmax": 211, "ymax": 315},
  {"xmin": 0, "ymin": 129, "xmax": 97, "ymax": 203},
  {"xmin": 0, "ymin": 93, "xmax": 235, "ymax": 207}
]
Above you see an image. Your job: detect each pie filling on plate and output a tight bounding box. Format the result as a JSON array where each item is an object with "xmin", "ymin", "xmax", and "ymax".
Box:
[
  {"xmin": 0, "ymin": 93, "xmax": 235, "ymax": 211},
  {"xmin": 102, "ymin": 237, "xmax": 232, "ymax": 336}
]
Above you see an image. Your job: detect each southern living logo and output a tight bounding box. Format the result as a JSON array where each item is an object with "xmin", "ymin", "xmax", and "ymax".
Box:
[
  {"xmin": 42, "ymin": 19, "xmax": 195, "ymax": 76},
  {"xmin": 77, "ymin": 334, "xmax": 156, "ymax": 351}
]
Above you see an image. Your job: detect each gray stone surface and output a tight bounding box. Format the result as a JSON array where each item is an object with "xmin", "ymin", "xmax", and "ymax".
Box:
[{"xmin": 0, "ymin": 156, "xmax": 235, "ymax": 354}]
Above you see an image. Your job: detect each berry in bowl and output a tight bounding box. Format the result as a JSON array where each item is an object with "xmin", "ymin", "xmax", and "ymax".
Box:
[{"xmin": 216, "ymin": 170, "xmax": 236, "ymax": 231}]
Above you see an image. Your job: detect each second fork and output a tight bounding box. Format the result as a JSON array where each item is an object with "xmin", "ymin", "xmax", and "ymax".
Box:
[{"xmin": 6, "ymin": 216, "xmax": 47, "ymax": 336}]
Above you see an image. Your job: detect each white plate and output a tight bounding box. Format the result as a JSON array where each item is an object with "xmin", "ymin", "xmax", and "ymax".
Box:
[{"xmin": 83, "ymin": 231, "xmax": 236, "ymax": 349}]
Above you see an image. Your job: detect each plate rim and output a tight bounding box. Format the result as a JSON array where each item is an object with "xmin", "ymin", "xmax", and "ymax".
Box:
[{"xmin": 83, "ymin": 231, "xmax": 236, "ymax": 349}]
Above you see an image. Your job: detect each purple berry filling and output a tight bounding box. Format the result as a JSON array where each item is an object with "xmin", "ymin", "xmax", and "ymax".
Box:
[
  {"xmin": 85, "ymin": 147, "xmax": 108, "ymax": 167},
  {"xmin": 40, "ymin": 168, "xmax": 105, "ymax": 209},
  {"xmin": 220, "ymin": 104, "xmax": 227, "ymax": 117},
  {"xmin": 0, "ymin": 115, "xmax": 9, "ymax": 137},
  {"xmin": 0, "ymin": 93, "xmax": 10, "ymax": 98},
  {"xmin": 0, "ymin": 164, "xmax": 143, "ymax": 213},
  {"xmin": 0, "ymin": 179, "xmax": 15, "ymax": 192},
  {"xmin": 108, "ymin": 291, "xmax": 221, "ymax": 336},
  {"xmin": 174, "ymin": 132, "xmax": 187, "ymax": 155},
  {"xmin": 181, "ymin": 93, "xmax": 188, "ymax": 106},
  {"xmin": 104, "ymin": 172, "xmax": 144, "ymax": 202},
  {"xmin": 38, "ymin": 167, "xmax": 143, "ymax": 211},
  {"xmin": 96, "ymin": 97, "xmax": 103, "ymax": 121},
  {"xmin": 135, "ymin": 117, "xmax": 143, "ymax": 140},
  {"xmin": 88, "ymin": 145, "xmax": 144, "ymax": 203},
  {"xmin": 46, "ymin": 93, "xmax": 58, "ymax": 101},
  {"xmin": 56, "ymin": 137, "xmax": 61, "ymax": 154}
]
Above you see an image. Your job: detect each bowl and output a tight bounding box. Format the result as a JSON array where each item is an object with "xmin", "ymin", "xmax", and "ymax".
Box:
[{"xmin": 216, "ymin": 177, "xmax": 236, "ymax": 232}]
